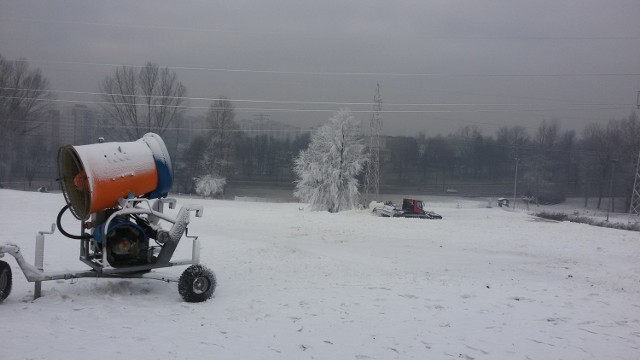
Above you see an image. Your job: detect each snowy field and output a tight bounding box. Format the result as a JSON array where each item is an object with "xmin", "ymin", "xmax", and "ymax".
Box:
[{"xmin": 1, "ymin": 189, "xmax": 639, "ymax": 359}]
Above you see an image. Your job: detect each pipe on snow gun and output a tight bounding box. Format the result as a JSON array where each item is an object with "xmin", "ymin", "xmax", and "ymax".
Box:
[{"xmin": 58, "ymin": 133, "xmax": 173, "ymax": 220}]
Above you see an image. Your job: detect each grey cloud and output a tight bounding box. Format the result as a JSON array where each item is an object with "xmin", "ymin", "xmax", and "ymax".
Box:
[{"xmin": 1, "ymin": 0, "xmax": 638, "ymax": 136}]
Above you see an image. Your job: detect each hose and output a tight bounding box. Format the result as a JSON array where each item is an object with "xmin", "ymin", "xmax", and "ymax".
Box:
[{"xmin": 56, "ymin": 204, "xmax": 92, "ymax": 240}]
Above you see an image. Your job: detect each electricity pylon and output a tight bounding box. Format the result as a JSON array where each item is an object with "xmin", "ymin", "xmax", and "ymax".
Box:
[
  {"xmin": 628, "ymin": 150, "xmax": 640, "ymax": 222},
  {"xmin": 364, "ymin": 84, "xmax": 382, "ymax": 204}
]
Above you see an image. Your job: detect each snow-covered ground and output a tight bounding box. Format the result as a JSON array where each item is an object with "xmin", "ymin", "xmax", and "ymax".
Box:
[{"xmin": 1, "ymin": 189, "xmax": 639, "ymax": 359}]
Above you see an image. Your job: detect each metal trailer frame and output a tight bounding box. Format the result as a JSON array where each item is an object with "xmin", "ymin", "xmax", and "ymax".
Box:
[{"xmin": 0, "ymin": 197, "xmax": 204, "ymax": 300}]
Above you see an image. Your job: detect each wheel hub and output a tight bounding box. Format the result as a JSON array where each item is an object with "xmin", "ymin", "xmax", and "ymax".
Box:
[{"xmin": 192, "ymin": 276, "xmax": 210, "ymax": 295}]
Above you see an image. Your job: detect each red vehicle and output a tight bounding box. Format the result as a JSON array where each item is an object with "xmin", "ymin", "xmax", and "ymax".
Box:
[
  {"xmin": 401, "ymin": 198, "xmax": 443, "ymax": 219},
  {"xmin": 373, "ymin": 198, "xmax": 442, "ymax": 219}
]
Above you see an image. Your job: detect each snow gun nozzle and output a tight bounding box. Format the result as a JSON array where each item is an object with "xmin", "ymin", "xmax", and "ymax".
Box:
[{"xmin": 58, "ymin": 133, "xmax": 173, "ymax": 220}]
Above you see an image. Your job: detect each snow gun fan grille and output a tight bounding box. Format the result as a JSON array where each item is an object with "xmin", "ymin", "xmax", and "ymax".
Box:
[{"xmin": 58, "ymin": 145, "xmax": 91, "ymax": 220}]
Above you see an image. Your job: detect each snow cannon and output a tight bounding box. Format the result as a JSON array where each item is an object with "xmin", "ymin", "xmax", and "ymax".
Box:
[
  {"xmin": 0, "ymin": 134, "xmax": 217, "ymax": 304},
  {"xmin": 58, "ymin": 133, "xmax": 173, "ymax": 220}
]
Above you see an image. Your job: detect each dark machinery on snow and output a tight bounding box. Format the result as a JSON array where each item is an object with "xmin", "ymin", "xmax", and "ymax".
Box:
[
  {"xmin": 0, "ymin": 133, "xmax": 216, "ymax": 303},
  {"xmin": 373, "ymin": 198, "xmax": 443, "ymax": 219}
]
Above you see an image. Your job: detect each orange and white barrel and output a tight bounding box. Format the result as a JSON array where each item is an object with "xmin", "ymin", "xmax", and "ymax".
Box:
[{"xmin": 58, "ymin": 133, "xmax": 173, "ymax": 220}]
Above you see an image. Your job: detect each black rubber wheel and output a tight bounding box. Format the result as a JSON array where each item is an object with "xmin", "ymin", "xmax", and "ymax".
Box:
[
  {"xmin": 178, "ymin": 265, "xmax": 216, "ymax": 303},
  {"xmin": 0, "ymin": 260, "xmax": 12, "ymax": 303}
]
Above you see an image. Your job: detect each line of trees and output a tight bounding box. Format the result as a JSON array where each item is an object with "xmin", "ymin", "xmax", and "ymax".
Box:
[
  {"xmin": 1, "ymin": 55, "xmax": 639, "ymax": 212},
  {"xmin": 388, "ymin": 115, "xmax": 639, "ymax": 211},
  {"xmin": 173, "ymin": 99, "xmax": 311, "ymax": 196}
]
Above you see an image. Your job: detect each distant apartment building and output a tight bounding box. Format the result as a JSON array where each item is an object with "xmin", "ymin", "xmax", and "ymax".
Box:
[
  {"xmin": 71, "ymin": 104, "xmax": 98, "ymax": 144},
  {"xmin": 237, "ymin": 117, "xmax": 302, "ymax": 140},
  {"xmin": 41, "ymin": 109, "xmax": 61, "ymax": 150}
]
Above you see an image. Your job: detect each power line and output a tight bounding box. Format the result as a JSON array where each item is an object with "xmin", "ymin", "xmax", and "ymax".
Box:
[
  {"xmin": 0, "ymin": 87, "xmax": 633, "ymax": 108},
  {"xmin": 4, "ymin": 17, "xmax": 640, "ymax": 41},
  {"xmin": 23, "ymin": 59, "xmax": 640, "ymax": 78},
  {"xmin": 2, "ymin": 117, "xmax": 312, "ymax": 134},
  {"xmin": 0, "ymin": 95, "xmax": 631, "ymax": 114}
]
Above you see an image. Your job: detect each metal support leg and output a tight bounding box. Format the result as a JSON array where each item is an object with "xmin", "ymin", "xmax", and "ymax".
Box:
[
  {"xmin": 34, "ymin": 234, "xmax": 44, "ymax": 299},
  {"xmin": 34, "ymin": 224, "xmax": 55, "ymax": 300},
  {"xmin": 192, "ymin": 237, "xmax": 200, "ymax": 265}
]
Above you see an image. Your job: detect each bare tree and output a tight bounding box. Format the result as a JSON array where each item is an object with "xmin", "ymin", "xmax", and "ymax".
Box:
[
  {"xmin": 496, "ymin": 126, "xmax": 529, "ymax": 147},
  {"xmin": 535, "ymin": 119, "xmax": 559, "ymax": 147},
  {"xmin": 521, "ymin": 119, "xmax": 562, "ymax": 202},
  {"xmin": 558, "ymin": 130, "xmax": 577, "ymax": 185},
  {"xmin": 139, "ymin": 63, "xmax": 159, "ymax": 134},
  {"xmin": 100, "ymin": 62, "xmax": 186, "ymax": 140},
  {"xmin": 387, "ymin": 136, "xmax": 418, "ymax": 181},
  {"xmin": 176, "ymin": 135, "xmax": 208, "ymax": 193},
  {"xmin": 453, "ymin": 125, "xmax": 484, "ymax": 179},
  {"xmin": 0, "ymin": 56, "xmax": 51, "ymax": 136},
  {"xmin": 419, "ymin": 135, "xmax": 455, "ymax": 183},
  {"xmin": 206, "ymin": 97, "xmax": 236, "ymax": 136},
  {"xmin": 201, "ymin": 97, "xmax": 239, "ymax": 178},
  {"xmin": 155, "ymin": 68, "xmax": 185, "ymax": 134},
  {"xmin": 0, "ymin": 55, "xmax": 51, "ymax": 184},
  {"xmin": 615, "ymin": 113, "xmax": 640, "ymax": 211},
  {"xmin": 24, "ymin": 139, "xmax": 48, "ymax": 189}
]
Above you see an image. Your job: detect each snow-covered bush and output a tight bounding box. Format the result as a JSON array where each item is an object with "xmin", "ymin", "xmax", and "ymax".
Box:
[
  {"xmin": 293, "ymin": 109, "xmax": 366, "ymax": 212},
  {"xmin": 194, "ymin": 174, "xmax": 226, "ymax": 198}
]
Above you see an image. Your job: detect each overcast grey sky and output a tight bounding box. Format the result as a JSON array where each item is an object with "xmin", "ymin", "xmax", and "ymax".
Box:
[{"xmin": 1, "ymin": 0, "xmax": 639, "ymax": 136}]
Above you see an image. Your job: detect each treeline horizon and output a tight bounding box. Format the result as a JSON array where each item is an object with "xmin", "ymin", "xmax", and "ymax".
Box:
[
  {"xmin": 9, "ymin": 111, "xmax": 639, "ymax": 211},
  {"xmin": 1, "ymin": 55, "xmax": 639, "ymax": 212}
]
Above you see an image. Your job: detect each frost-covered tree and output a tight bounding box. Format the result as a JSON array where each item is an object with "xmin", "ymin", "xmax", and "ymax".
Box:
[
  {"xmin": 294, "ymin": 109, "xmax": 366, "ymax": 212},
  {"xmin": 194, "ymin": 174, "xmax": 226, "ymax": 198}
]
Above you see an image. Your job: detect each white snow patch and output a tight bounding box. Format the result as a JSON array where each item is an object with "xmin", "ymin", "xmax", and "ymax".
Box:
[{"xmin": 0, "ymin": 189, "xmax": 639, "ymax": 359}]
